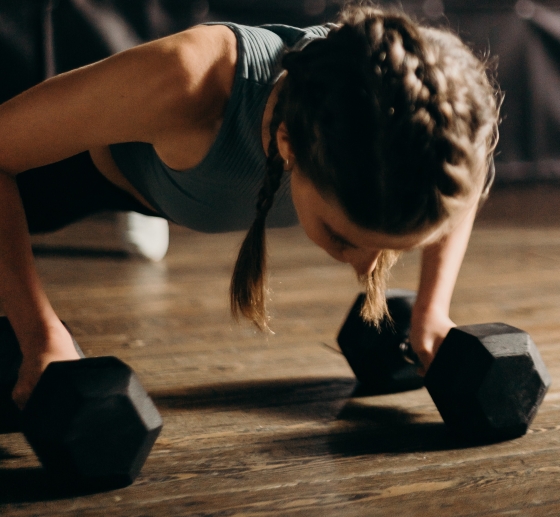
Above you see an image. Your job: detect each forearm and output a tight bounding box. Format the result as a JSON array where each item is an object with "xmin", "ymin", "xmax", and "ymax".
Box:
[
  {"xmin": 414, "ymin": 204, "xmax": 477, "ymax": 320},
  {"xmin": 0, "ymin": 171, "xmax": 59, "ymax": 353},
  {"xmin": 407, "ymin": 205, "xmax": 477, "ymax": 369}
]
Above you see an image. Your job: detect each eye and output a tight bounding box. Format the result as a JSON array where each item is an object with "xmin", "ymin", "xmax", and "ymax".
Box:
[
  {"xmin": 322, "ymin": 223, "xmax": 357, "ymax": 252},
  {"xmin": 329, "ymin": 232, "xmax": 350, "ymax": 250}
]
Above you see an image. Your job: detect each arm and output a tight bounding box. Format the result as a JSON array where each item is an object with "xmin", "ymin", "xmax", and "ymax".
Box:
[
  {"xmin": 0, "ymin": 25, "xmax": 236, "ymax": 406},
  {"xmin": 0, "ymin": 25, "xmax": 234, "ymax": 173},
  {"xmin": 0, "ymin": 172, "xmax": 80, "ymax": 408},
  {"xmin": 409, "ymin": 203, "xmax": 478, "ymax": 373}
]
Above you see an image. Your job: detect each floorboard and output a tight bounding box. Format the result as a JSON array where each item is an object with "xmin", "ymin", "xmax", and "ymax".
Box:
[{"xmin": 2, "ymin": 184, "xmax": 560, "ymax": 515}]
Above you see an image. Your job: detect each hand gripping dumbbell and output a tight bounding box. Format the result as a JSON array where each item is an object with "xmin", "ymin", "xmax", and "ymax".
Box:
[
  {"xmin": 338, "ymin": 289, "xmax": 552, "ymax": 442},
  {"xmin": 0, "ymin": 318, "xmax": 163, "ymax": 490}
]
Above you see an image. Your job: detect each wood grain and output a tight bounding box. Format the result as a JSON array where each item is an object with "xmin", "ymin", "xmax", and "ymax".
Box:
[{"xmin": 1, "ymin": 184, "xmax": 560, "ymax": 515}]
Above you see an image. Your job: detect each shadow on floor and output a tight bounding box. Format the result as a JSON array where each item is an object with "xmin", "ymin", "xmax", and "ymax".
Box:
[
  {"xmin": 32, "ymin": 245, "xmax": 129, "ymax": 259},
  {"xmin": 151, "ymin": 377, "xmax": 472, "ymax": 456},
  {"xmin": 0, "ymin": 466, "xmax": 109, "ymax": 504},
  {"xmin": 0, "ymin": 378, "xmax": 476, "ymax": 504},
  {"xmin": 151, "ymin": 376, "xmax": 358, "ymax": 418},
  {"xmin": 329, "ymin": 402, "xmax": 456, "ymax": 455}
]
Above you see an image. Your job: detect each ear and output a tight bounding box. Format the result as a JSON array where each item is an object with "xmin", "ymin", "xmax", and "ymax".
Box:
[{"xmin": 276, "ymin": 122, "xmax": 295, "ymax": 164}]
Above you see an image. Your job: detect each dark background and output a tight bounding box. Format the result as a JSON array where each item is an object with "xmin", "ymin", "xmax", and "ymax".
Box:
[{"xmin": 2, "ymin": 0, "xmax": 560, "ymax": 184}]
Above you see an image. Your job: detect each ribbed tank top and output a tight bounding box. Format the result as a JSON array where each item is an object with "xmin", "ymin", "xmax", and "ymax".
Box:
[{"xmin": 109, "ymin": 22, "xmax": 330, "ymax": 233}]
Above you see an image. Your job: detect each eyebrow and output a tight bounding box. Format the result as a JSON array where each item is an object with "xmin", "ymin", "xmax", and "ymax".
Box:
[{"xmin": 323, "ymin": 222, "xmax": 358, "ymax": 249}]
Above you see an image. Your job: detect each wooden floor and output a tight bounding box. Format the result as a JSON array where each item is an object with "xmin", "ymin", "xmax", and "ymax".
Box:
[{"xmin": 2, "ymin": 184, "xmax": 560, "ymax": 515}]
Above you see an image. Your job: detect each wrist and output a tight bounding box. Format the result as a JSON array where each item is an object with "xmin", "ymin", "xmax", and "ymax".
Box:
[
  {"xmin": 411, "ymin": 299, "xmax": 450, "ymax": 326},
  {"xmin": 7, "ymin": 310, "xmax": 68, "ymax": 357}
]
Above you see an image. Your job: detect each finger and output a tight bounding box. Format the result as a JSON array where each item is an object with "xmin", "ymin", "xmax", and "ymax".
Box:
[
  {"xmin": 12, "ymin": 391, "xmax": 25, "ymax": 410},
  {"xmin": 415, "ymin": 350, "xmax": 434, "ymax": 374},
  {"xmin": 12, "ymin": 384, "xmax": 30, "ymax": 410}
]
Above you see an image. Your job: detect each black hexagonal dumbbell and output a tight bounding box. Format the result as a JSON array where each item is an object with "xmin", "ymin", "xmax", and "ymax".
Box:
[
  {"xmin": 337, "ymin": 289, "xmax": 424, "ymax": 394},
  {"xmin": 338, "ymin": 291, "xmax": 552, "ymax": 442},
  {"xmin": 0, "ymin": 317, "xmax": 163, "ymax": 490},
  {"xmin": 424, "ymin": 322, "xmax": 551, "ymax": 442}
]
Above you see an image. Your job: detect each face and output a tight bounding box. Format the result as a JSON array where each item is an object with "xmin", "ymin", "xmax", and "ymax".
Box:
[
  {"xmin": 276, "ymin": 122, "xmax": 445, "ymax": 276},
  {"xmin": 289, "ymin": 169, "xmax": 442, "ymax": 276}
]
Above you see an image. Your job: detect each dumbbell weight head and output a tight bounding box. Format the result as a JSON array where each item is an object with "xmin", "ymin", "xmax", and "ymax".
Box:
[
  {"xmin": 425, "ymin": 323, "xmax": 551, "ymax": 442},
  {"xmin": 0, "ymin": 316, "xmax": 163, "ymax": 489},
  {"xmin": 22, "ymin": 356, "xmax": 163, "ymax": 490},
  {"xmin": 337, "ymin": 289, "xmax": 424, "ymax": 394}
]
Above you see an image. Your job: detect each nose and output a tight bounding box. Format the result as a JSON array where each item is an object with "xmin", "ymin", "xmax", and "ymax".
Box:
[{"xmin": 348, "ymin": 250, "xmax": 381, "ymax": 277}]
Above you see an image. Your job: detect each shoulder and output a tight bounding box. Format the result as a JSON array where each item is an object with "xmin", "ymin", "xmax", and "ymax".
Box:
[
  {"xmin": 125, "ymin": 24, "xmax": 238, "ymax": 132},
  {"xmin": 169, "ymin": 24, "xmax": 237, "ymax": 73},
  {"xmin": 151, "ymin": 25, "xmax": 238, "ymax": 103},
  {"xmin": 77, "ymin": 24, "xmax": 238, "ymax": 121}
]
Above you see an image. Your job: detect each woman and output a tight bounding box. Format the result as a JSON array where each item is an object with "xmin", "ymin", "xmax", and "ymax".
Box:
[{"xmin": 0, "ymin": 4, "xmax": 499, "ymax": 408}]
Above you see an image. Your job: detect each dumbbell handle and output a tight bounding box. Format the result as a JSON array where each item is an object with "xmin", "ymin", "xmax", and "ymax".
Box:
[{"xmin": 398, "ymin": 340, "xmax": 420, "ymax": 366}]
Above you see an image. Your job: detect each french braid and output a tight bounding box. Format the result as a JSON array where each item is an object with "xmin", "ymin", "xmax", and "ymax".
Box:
[
  {"xmin": 230, "ymin": 87, "xmax": 287, "ymax": 329},
  {"xmin": 231, "ymin": 4, "xmax": 500, "ymax": 328}
]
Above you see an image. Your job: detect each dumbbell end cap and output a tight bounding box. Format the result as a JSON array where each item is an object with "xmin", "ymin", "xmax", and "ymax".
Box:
[
  {"xmin": 22, "ymin": 356, "xmax": 163, "ymax": 490},
  {"xmin": 425, "ymin": 323, "xmax": 551, "ymax": 443}
]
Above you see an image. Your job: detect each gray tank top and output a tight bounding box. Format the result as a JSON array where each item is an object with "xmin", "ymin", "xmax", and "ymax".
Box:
[{"xmin": 110, "ymin": 22, "xmax": 330, "ymax": 233}]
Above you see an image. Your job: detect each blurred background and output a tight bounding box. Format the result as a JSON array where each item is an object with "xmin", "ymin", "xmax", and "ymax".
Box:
[{"xmin": 2, "ymin": 0, "xmax": 560, "ymax": 184}]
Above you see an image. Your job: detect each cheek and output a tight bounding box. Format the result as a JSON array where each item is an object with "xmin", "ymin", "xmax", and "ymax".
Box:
[
  {"xmin": 292, "ymin": 187, "xmax": 319, "ymax": 243},
  {"xmin": 290, "ymin": 176, "xmax": 346, "ymax": 262},
  {"xmin": 305, "ymin": 227, "xmax": 347, "ymax": 262},
  {"xmin": 299, "ymin": 217, "xmax": 326, "ymax": 250},
  {"xmin": 296, "ymin": 211, "xmax": 344, "ymax": 260}
]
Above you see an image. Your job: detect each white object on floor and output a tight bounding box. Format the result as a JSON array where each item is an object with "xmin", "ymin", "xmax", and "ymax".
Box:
[{"xmin": 117, "ymin": 212, "xmax": 169, "ymax": 261}]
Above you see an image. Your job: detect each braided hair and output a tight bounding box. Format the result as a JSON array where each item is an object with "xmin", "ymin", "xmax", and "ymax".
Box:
[
  {"xmin": 231, "ymin": 4, "xmax": 500, "ymax": 329},
  {"xmin": 229, "ymin": 84, "xmax": 287, "ymax": 328}
]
